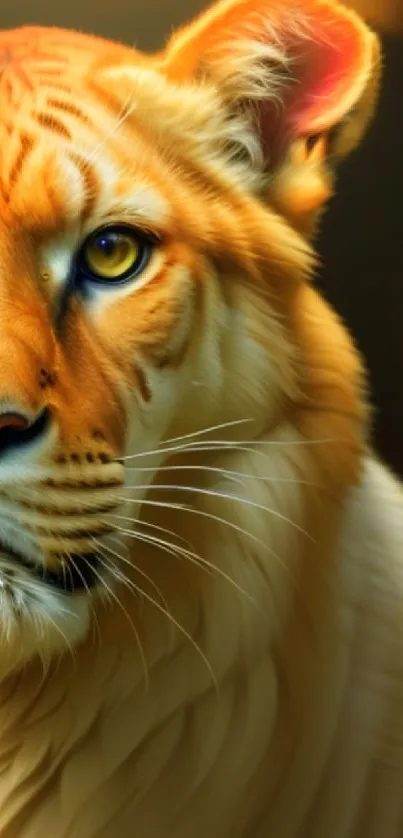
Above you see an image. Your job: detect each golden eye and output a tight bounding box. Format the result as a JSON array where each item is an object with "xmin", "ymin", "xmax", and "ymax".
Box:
[{"xmin": 80, "ymin": 226, "xmax": 151, "ymax": 283}]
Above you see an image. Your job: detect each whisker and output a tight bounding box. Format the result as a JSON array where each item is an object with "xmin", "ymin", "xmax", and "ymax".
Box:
[
  {"xmin": 107, "ymin": 514, "xmax": 195, "ymax": 550},
  {"xmin": 62, "ymin": 551, "xmax": 73, "ymax": 593},
  {"xmin": 103, "ymin": 533, "xmax": 174, "ymax": 618},
  {"xmin": 162, "ymin": 418, "xmax": 255, "ymax": 444},
  {"xmin": 122, "ymin": 462, "xmax": 321, "ymax": 490},
  {"xmin": 108, "ymin": 522, "xmax": 265, "ymax": 614},
  {"xmin": 96, "ymin": 538, "xmax": 219, "ymax": 694},
  {"xmin": 41, "ymin": 606, "xmax": 78, "ymax": 668},
  {"xmin": 112, "ymin": 496, "xmax": 271, "ymax": 551},
  {"xmin": 86, "ymin": 544, "xmax": 150, "ymax": 694},
  {"xmin": 106, "ymin": 503, "xmax": 299, "ymax": 594},
  {"xmin": 121, "ymin": 436, "xmax": 337, "ymax": 463},
  {"xmin": 119, "ymin": 419, "xmax": 254, "ymax": 461},
  {"xmin": 118, "ymin": 498, "xmax": 187, "ymax": 512},
  {"xmin": 86, "ymin": 94, "xmax": 135, "ymax": 166},
  {"xmin": 65, "ymin": 551, "xmax": 102, "ymax": 646},
  {"xmin": 30, "ymin": 612, "xmax": 51, "ymax": 688},
  {"xmin": 117, "ymin": 485, "xmax": 315, "ymax": 543}
]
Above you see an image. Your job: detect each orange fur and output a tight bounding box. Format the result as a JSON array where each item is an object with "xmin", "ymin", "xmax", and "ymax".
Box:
[{"xmin": 0, "ymin": 4, "xmax": 399, "ymax": 838}]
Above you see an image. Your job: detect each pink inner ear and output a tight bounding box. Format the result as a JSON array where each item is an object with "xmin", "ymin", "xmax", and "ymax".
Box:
[
  {"xmin": 287, "ymin": 13, "xmax": 370, "ymax": 135},
  {"xmin": 164, "ymin": 0, "xmax": 373, "ymax": 164},
  {"xmin": 255, "ymin": 6, "xmax": 372, "ymax": 167}
]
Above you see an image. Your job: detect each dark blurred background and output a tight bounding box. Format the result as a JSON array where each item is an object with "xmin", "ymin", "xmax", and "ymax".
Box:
[
  {"xmin": 1, "ymin": 0, "xmax": 402, "ymax": 475},
  {"xmin": 317, "ymin": 33, "xmax": 403, "ymax": 478}
]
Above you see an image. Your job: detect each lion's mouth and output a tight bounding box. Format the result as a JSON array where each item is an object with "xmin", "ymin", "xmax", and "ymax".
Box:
[{"xmin": 0, "ymin": 542, "xmax": 101, "ymax": 593}]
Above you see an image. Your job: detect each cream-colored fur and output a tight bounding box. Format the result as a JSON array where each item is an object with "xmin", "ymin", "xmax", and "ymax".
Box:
[
  {"xmin": 0, "ymin": 2, "xmax": 401, "ymax": 837},
  {"xmin": 2, "ymin": 438, "xmax": 403, "ymax": 838}
]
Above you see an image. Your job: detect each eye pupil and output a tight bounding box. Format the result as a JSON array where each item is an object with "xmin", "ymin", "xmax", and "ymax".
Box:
[{"xmin": 98, "ymin": 235, "xmax": 117, "ymax": 256}]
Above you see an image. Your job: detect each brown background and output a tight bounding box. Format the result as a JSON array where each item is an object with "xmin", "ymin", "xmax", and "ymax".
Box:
[
  {"xmin": 1, "ymin": 0, "xmax": 402, "ymax": 475},
  {"xmin": 0, "ymin": 0, "xmax": 209, "ymax": 50},
  {"xmin": 1, "ymin": 0, "xmax": 402, "ymax": 48}
]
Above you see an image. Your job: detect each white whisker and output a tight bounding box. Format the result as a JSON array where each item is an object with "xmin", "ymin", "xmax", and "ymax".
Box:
[
  {"xmin": 113, "ymin": 496, "xmax": 268, "ymax": 549},
  {"xmin": 106, "ymin": 500, "xmax": 299, "ymax": 590},
  {"xmin": 121, "ymin": 436, "xmax": 337, "ymax": 463},
  {"xmin": 122, "ymin": 461, "xmax": 321, "ymax": 490},
  {"xmin": 96, "ymin": 538, "xmax": 219, "ymax": 694},
  {"xmin": 107, "ymin": 514, "xmax": 194, "ymax": 550},
  {"xmin": 30, "ymin": 612, "xmax": 51, "ymax": 687},
  {"xmin": 86, "ymin": 94, "xmax": 135, "ymax": 166},
  {"xmin": 104, "ymin": 533, "xmax": 174, "ymax": 618},
  {"xmin": 87, "ymin": 544, "xmax": 150, "ymax": 694},
  {"xmin": 108, "ymin": 522, "xmax": 265, "ymax": 614},
  {"xmin": 41, "ymin": 607, "xmax": 78, "ymax": 668},
  {"xmin": 64, "ymin": 551, "xmax": 102, "ymax": 646},
  {"xmin": 119, "ymin": 418, "xmax": 254, "ymax": 461},
  {"xmin": 118, "ymin": 484, "xmax": 315, "ymax": 542}
]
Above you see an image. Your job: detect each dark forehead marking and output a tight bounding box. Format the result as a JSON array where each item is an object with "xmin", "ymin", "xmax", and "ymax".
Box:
[
  {"xmin": 0, "ymin": 26, "xmax": 137, "ymax": 115},
  {"xmin": 0, "ymin": 26, "xmax": 139, "ymax": 204},
  {"xmin": 0, "ymin": 29, "xmax": 96, "ymax": 195},
  {"xmin": 0, "ymin": 38, "xmax": 72, "ymax": 105},
  {"xmin": 0, "ymin": 47, "xmax": 34, "ymax": 93}
]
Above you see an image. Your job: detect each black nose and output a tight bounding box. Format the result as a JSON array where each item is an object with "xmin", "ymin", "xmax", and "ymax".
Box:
[{"xmin": 0, "ymin": 409, "xmax": 50, "ymax": 457}]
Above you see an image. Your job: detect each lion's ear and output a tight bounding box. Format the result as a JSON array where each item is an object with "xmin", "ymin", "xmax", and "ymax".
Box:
[{"xmin": 163, "ymin": 0, "xmax": 381, "ymax": 235}]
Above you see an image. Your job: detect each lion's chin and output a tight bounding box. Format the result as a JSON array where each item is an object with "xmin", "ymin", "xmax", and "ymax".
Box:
[{"xmin": 0, "ymin": 561, "xmax": 92, "ymax": 677}]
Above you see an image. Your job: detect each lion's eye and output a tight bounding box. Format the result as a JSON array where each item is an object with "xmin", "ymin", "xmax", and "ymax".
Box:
[{"xmin": 77, "ymin": 225, "xmax": 152, "ymax": 285}]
